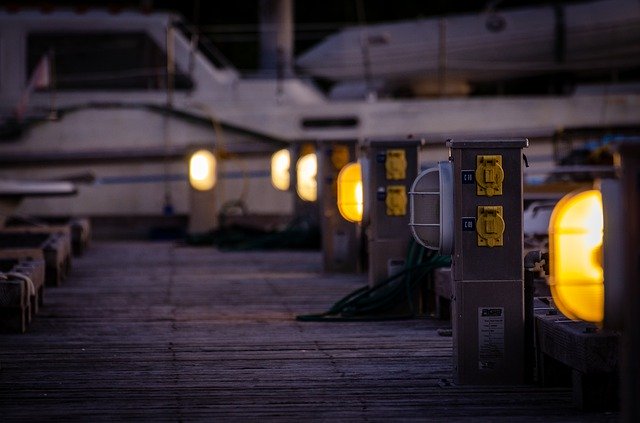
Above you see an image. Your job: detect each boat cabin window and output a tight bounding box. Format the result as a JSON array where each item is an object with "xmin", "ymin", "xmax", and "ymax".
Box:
[{"xmin": 27, "ymin": 32, "xmax": 193, "ymax": 90}]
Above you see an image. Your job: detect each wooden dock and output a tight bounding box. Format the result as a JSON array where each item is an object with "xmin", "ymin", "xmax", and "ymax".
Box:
[{"xmin": 0, "ymin": 241, "xmax": 618, "ymax": 421}]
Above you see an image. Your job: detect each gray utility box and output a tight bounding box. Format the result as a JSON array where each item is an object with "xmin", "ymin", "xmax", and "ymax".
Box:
[
  {"xmin": 364, "ymin": 139, "xmax": 420, "ymax": 287},
  {"xmin": 318, "ymin": 141, "xmax": 361, "ymax": 273},
  {"xmin": 447, "ymin": 138, "xmax": 528, "ymax": 385}
]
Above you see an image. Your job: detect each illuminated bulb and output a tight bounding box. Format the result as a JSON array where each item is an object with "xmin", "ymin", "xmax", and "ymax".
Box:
[
  {"xmin": 271, "ymin": 149, "xmax": 291, "ymax": 191},
  {"xmin": 337, "ymin": 162, "xmax": 363, "ymax": 223},
  {"xmin": 296, "ymin": 153, "xmax": 317, "ymax": 202},
  {"xmin": 548, "ymin": 189, "xmax": 604, "ymax": 322},
  {"xmin": 189, "ymin": 149, "xmax": 217, "ymax": 191}
]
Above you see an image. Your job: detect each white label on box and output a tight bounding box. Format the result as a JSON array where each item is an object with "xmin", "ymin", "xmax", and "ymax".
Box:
[{"xmin": 478, "ymin": 307, "xmax": 504, "ymax": 370}]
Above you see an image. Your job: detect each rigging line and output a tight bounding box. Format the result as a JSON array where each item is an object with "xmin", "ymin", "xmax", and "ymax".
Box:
[
  {"xmin": 190, "ymin": 101, "xmax": 253, "ymax": 209},
  {"xmin": 163, "ymin": 24, "xmax": 176, "ymax": 213},
  {"xmin": 355, "ymin": 0, "xmax": 375, "ymax": 101}
]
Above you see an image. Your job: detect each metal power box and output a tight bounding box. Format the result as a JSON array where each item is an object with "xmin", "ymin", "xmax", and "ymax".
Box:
[
  {"xmin": 447, "ymin": 138, "xmax": 528, "ymax": 385},
  {"xmin": 317, "ymin": 141, "xmax": 361, "ymax": 273},
  {"xmin": 364, "ymin": 139, "xmax": 420, "ymax": 287}
]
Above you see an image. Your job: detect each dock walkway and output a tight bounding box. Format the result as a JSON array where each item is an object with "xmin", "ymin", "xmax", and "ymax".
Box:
[{"xmin": 0, "ymin": 241, "xmax": 616, "ymax": 421}]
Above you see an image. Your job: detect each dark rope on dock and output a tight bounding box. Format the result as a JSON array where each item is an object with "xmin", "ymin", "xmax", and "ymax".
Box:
[{"xmin": 297, "ymin": 240, "xmax": 450, "ymax": 322}]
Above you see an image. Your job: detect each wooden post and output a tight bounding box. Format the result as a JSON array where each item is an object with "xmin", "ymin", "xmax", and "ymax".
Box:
[{"xmin": 619, "ymin": 143, "xmax": 640, "ymax": 422}]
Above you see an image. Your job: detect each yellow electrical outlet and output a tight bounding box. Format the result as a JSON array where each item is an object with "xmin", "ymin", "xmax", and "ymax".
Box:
[
  {"xmin": 299, "ymin": 143, "xmax": 315, "ymax": 157},
  {"xmin": 386, "ymin": 185, "xmax": 407, "ymax": 216},
  {"xmin": 386, "ymin": 149, "xmax": 407, "ymax": 180},
  {"xmin": 476, "ymin": 155, "xmax": 504, "ymax": 196},
  {"xmin": 477, "ymin": 206, "xmax": 505, "ymax": 247},
  {"xmin": 331, "ymin": 145, "xmax": 350, "ymax": 170}
]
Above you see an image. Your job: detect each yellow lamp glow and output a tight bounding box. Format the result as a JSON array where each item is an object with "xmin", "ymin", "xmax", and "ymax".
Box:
[
  {"xmin": 189, "ymin": 149, "xmax": 217, "ymax": 191},
  {"xmin": 296, "ymin": 153, "xmax": 317, "ymax": 202},
  {"xmin": 548, "ymin": 189, "xmax": 604, "ymax": 322},
  {"xmin": 271, "ymin": 149, "xmax": 291, "ymax": 191},
  {"xmin": 337, "ymin": 162, "xmax": 363, "ymax": 223}
]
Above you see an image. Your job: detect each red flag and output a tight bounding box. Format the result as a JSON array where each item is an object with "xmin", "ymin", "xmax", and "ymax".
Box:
[
  {"xmin": 14, "ymin": 54, "xmax": 51, "ymax": 121},
  {"xmin": 32, "ymin": 55, "xmax": 51, "ymax": 89}
]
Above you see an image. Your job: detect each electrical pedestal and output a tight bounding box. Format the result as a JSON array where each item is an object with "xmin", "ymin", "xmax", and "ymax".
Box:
[
  {"xmin": 318, "ymin": 141, "xmax": 360, "ymax": 273},
  {"xmin": 364, "ymin": 139, "xmax": 420, "ymax": 287},
  {"xmin": 448, "ymin": 138, "xmax": 528, "ymax": 385}
]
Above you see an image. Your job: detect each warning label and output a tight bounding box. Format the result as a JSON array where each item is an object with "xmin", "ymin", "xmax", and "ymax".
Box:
[{"xmin": 478, "ymin": 307, "xmax": 504, "ymax": 370}]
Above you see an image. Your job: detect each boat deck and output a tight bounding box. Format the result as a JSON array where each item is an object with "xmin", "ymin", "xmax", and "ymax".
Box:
[{"xmin": 0, "ymin": 241, "xmax": 617, "ymax": 421}]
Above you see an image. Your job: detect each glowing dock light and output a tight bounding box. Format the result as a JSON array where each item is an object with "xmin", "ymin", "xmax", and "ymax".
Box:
[
  {"xmin": 189, "ymin": 149, "xmax": 217, "ymax": 191},
  {"xmin": 270, "ymin": 149, "xmax": 291, "ymax": 191},
  {"xmin": 337, "ymin": 162, "xmax": 363, "ymax": 223},
  {"xmin": 296, "ymin": 153, "xmax": 318, "ymax": 202},
  {"xmin": 548, "ymin": 189, "xmax": 604, "ymax": 323}
]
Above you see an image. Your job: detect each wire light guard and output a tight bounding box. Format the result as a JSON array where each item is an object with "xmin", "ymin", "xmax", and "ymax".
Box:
[
  {"xmin": 409, "ymin": 161, "xmax": 454, "ymax": 255},
  {"xmin": 270, "ymin": 148, "xmax": 291, "ymax": 191},
  {"xmin": 189, "ymin": 149, "xmax": 217, "ymax": 191},
  {"xmin": 296, "ymin": 152, "xmax": 317, "ymax": 202},
  {"xmin": 337, "ymin": 161, "xmax": 363, "ymax": 223},
  {"xmin": 548, "ymin": 188, "xmax": 604, "ymax": 323}
]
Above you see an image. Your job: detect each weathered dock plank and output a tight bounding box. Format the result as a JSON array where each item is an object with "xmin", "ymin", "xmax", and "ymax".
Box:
[{"xmin": 0, "ymin": 241, "xmax": 618, "ymax": 421}]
